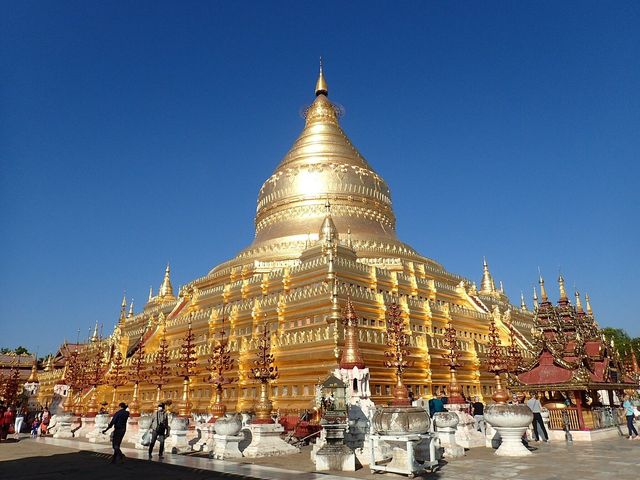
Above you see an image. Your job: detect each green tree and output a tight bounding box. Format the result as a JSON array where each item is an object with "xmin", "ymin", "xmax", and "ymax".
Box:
[{"xmin": 14, "ymin": 346, "xmax": 30, "ymax": 355}]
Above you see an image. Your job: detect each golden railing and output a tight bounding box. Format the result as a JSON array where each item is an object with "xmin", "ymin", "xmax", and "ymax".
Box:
[{"xmin": 548, "ymin": 408, "xmax": 580, "ymax": 430}]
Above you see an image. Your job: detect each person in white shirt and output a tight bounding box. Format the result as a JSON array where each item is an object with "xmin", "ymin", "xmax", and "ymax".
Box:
[{"xmin": 526, "ymin": 393, "xmax": 549, "ymax": 442}]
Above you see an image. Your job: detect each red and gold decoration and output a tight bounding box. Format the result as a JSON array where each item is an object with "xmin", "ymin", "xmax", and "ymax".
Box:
[
  {"xmin": 150, "ymin": 324, "xmax": 171, "ymax": 403},
  {"xmin": 126, "ymin": 342, "xmax": 148, "ymax": 416},
  {"xmin": 175, "ymin": 318, "xmax": 198, "ymax": 417},
  {"xmin": 0, "ymin": 367, "xmax": 21, "ymax": 406},
  {"xmin": 485, "ymin": 318, "xmax": 510, "ymax": 404},
  {"xmin": 205, "ymin": 314, "xmax": 235, "ymax": 421},
  {"xmin": 105, "ymin": 350, "xmax": 127, "ymax": 413},
  {"xmin": 384, "ymin": 302, "xmax": 413, "ymax": 406},
  {"xmin": 251, "ymin": 322, "xmax": 278, "ymax": 423},
  {"xmin": 84, "ymin": 342, "xmax": 107, "ymax": 416},
  {"xmin": 442, "ymin": 320, "xmax": 464, "ymax": 404}
]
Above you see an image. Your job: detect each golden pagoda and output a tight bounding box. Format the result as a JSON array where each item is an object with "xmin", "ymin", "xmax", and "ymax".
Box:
[{"xmin": 38, "ymin": 64, "xmax": 537, "ymax": 413}]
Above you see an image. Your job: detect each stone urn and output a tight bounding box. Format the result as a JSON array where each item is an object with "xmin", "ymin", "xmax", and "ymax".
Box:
[
  {"xmin": 484, "ymin": 404, "xmax": 533, "ymax": 457},
  {"xmin": 214, "ymin": 413, "xmax": 242, "ymax": 436},
  {"xmin": 372, "ymin": 406, "xmax": 430, "ymax": 435},
  {"xmin": 433, "ymin": 411, "xmax": 464, "ymax": 458},
  {"xmin": 134, "ymin": 415, "xmax": 153, "ymax": 449},
  {"xmin": 433, "ymin": 411, "xmax": 459, "ymax": 430},
  {"xmin": 170, "ymin": 415, "xmax": 190, "ymax": 431}
]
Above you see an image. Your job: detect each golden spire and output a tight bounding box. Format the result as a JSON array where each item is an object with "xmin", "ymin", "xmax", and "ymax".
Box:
[
  {"xmin": 128, "ymin": 300, "xmax": 134, "ymax": 318},
  {"xmin": 480, "ymin": 257, "xmax": 494, "ymax": 294},
  {"xmin": 499, "ymin": 280, "xmax": 504, "ymax": 294},
  {"xmin": 90, "ymin": 321, "xmax": 99, "ymax": 342},
  {"xmin": 539, "ymin": 274, "xmax": 548, "ymax": 302},
  {"xmin": 319, "ymin": 200, "xmax": 339, "ymax": 243},
  {"xmin": 558, "ymin": 274, "xmax": 568, "ymax": 302},
  {"xmin": 585, "ymin": 293, "xmax": 593, "ymax": 315},
  {"xmin": 340, "ymin": 296, "xmax": 365, "ymax": 369},
  {"xmin": 148, "ymin": 286, "xmax": 153, "ymax": 302},
  {"xmin": 520, "ymin": 291, "xmax": 527, "ymax": 311},
  {"xmin": 159, "ymin": 263, "xmax": 174, "ymax": 297},
  {"xmin": 44, "ymin": 355, "xmax": 53, "ymax": 372},
  {"xmin": 575, "ymin": 290, "xmax": 584, "ymax": 313},
  {"xmin": 533, "ymin": 286, "xmax": 539, "ymax": 309},
  {"xmin": 315, "ymin": 57, "xmax": 328, "ymax": 96},
  {"xmin": 119, "ymin": 293, "xmax": 127, "ymax": 322},
  {"xmin": 27, "ymin": 359, "xmax": 39, "ymax": 383}
]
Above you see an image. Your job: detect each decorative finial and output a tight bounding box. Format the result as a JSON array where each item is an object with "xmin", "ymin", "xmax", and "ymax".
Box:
[
  {"xmin": 499, "ymin": 280, "xmax": 504, "ymax": 294},
  {"xmin": 319, "ymin": 199, "xmax": 338, "ymax": 243},
  {"xmin": 558, "ymin": 274, "xmax": 568, "ymax": 302},
  {"xmin": 585, "ymin": 293, "xmax": 593, "ymax": 315},
  {"xmin": 148, "ymin": 286, "xmax": 153, "ymax": 302},
  {"xmin": 575, "ymin": 290, "xmax": 584, "ymax": 313},
  {"xmin": 532, "ymin": 286, "xmax": 539, "ymax": 309},
  {"xmin": 91, "ymin": 321, "xmax": 99, "ymax": 342},
  {"xmin": 159, "ymin": 263, "xmax": 174, "ymax": 297},
  {"xmin": 538, "ymin": 272, "xmax": 548, "ymax": 302},
  {"xmin": 480, "ymin": 257, "xmax": 494, "ymax": 294},
  {"xmin": 340, "ymin": 296, "xmax": 365, "ymax": 369},
  {"xmin": 120, "ymin": 293, "xmax": 127, "ymax": 321},
  {"xmin": 315, "ymin": 57, "xmax": 328, "ymax": 96},
  {"xmin": 520, "ymin": 291, "xmax": 527, "ymax": 311},
  {"xmin": 128, "ymin": 299, "xmax": 134, "ymax": 318}
]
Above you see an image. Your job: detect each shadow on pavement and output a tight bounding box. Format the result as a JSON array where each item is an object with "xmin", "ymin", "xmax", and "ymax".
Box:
[{"xmin": 0, "ymin": 450, "xmax": 252, "ymax": 480}]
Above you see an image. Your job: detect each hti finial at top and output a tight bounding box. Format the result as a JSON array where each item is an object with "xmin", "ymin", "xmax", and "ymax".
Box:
[{"xmin": 315, "ymin": 57, "xmax": 328, "ymax": 97}]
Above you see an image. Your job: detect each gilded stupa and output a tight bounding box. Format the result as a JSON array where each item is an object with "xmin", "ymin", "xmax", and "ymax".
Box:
[{"xmin": 37, "ymin": 65, "xmax": 538, "ymax": 413}]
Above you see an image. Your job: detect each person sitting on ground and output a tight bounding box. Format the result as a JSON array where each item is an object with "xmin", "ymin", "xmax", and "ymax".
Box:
[{"xmin": 103, "ymin": 402, "xmax": 130, "ymax": 463}]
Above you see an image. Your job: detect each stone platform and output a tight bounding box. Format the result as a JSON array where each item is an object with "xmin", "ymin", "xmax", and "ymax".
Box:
[{"xmin": 3, "ymin": 433, "xmax": 639, "ymax": 480}]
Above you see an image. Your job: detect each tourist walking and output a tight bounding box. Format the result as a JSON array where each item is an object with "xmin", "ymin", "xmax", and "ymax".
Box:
[
  {"xmin": 148, "ymin": 403, "xmax": 170, "ymax": 459},
  {"xmin": 472, "ymin": 396, "xmax": 485, "ymax": 434},
  {"xmin": 526, "ymin": 393, "xmax": 549, "ymax": 442},
  {"xmin": 622, "ymin": 394, "xmax": 639, "ymax": 440},
  {"xmin": 102, "ymin": 402, "xmax": 130, "ymax": 463},
  {"xmin": 14, "ymin": 406, "xmax": 26, "ymax": 439}
]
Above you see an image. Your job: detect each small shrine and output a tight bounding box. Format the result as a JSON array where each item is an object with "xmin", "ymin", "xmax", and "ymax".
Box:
[
  {"xmin": 320, "ymin": 374, "xmax": 348, "ymax": 420},
  {"xmin": 512, "ymin": 275, "xmax": 637, "ymax": 439}
]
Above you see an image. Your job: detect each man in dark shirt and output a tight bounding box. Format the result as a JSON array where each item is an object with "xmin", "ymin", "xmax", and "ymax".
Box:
[
  {"xmin": 103, "ymin": 402, "xmax": 129, "ymax": 463},
  {"xmin": 472, "ymin": 397, "xmax": 485, "ymax": 433}
]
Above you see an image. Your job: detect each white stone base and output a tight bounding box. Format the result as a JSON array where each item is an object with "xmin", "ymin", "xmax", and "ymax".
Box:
[
  {"xmin": 445, "ymin": 404, "xmax": 485, "ymax": 449},
  {"xmin": 315, "ymin": 444, "xmax": 355, "ymax": 471},
  {"xmin": 434, "ymin": 429, "xmax": 465, "ymax": 458},
  {"xmin": 243, "ymin": 423, "xmax": 300, "ymax": 458},
  {"xmin": 52, "ymin": 415, "xmax": 75, "ymax": 439},
  {"xmin": 212, "ymin": 434, "xmax": 244, "ymax": 459},
  {"xmin": 547, "ymin": 426, "xmax": 622, "ymax": 442},
  {"xmin": 493, "ymin": 426, "xmax": 531, "ymax": 457},
  {"xmin": 485, "ymin": 423, "xmax": 501, "ymax": 449},
  {"xmin": 88, "ymin": 415, "xmax": 111, "ymax": 444},
  {"xmin": 75, "ymin": 417, "xmax": 94, "ymax": 439}
]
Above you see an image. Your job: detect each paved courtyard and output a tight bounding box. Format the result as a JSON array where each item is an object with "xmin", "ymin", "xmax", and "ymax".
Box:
[{"xmin": 0, "ymin": 435, "xmax": 638, "ymax": 479}]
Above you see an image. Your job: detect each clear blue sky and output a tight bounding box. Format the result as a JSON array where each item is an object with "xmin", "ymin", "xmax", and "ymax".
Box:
[{"xmin": 1, "ymin": 1, "xmax": 638, "ymax": 355}]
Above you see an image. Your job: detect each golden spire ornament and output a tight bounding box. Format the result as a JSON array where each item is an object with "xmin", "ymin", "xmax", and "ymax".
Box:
[
  {"xmin": 339, "ymin": 297, "xmax": 365, "ymax": 369},
  {"xmin": 251, "ymin": 322, "xmax": 278, "ymax": 423},
  {"xmin": 384, "ymin": 302, "xmax": 413, "ymax": 405},
  {"xmin": 127, "ymin": 341, "xmax": 148, "ymax": 416},
  {"xmin": 558, "ymin": 274, "xmax": 568, "ymax": 303},
  {"xmin": 485, "ymin": 318, "xmax": 510, "ymax": 404},
  {"xmin": 175, "ymin": 317, "xmax": 198, "ymax": 417},
  {"xmin": 442, "ymin": 320, "xmax": 464, "ymax": 403},
  {"xmin": 106, "ymin": 350, "xmax": 127, "ymax": 413},
  {"xmin": 315, "ymin": 57, "xmax": 328, "ymax": 96},
  {"xmin": 150, "ymin": 323, "xmax": 171, "ymax": 403},
  {"xmin": 205, "ymin": 310, "xmax": 235, "ymax": 421},
  {"xmin": 539, "ymin": 274, "xmax": 549, "ymax": 302}
]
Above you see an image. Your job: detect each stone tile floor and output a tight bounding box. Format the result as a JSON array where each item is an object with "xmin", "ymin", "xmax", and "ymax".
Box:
[{"xmin": 0, "ymin": 435, "xmax": 638, "ymax": 479}]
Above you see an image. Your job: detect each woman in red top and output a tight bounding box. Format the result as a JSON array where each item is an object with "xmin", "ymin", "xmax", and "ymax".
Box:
[{"xmin": 1, "ymin": 406, "xmax": 15, "ymax": 441}]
